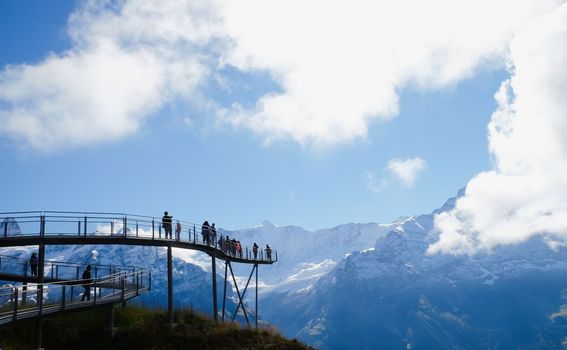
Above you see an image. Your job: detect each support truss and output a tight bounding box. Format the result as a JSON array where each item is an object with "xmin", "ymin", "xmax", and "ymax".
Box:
[{"xmin": 220, "ymin": 261, "xmax": 259, "ymax": 328}]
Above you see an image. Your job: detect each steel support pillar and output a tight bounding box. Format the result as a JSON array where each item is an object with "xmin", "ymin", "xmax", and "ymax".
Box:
[
  {"xmin": 167, "ymin": 245, "xmax": 173, "ymax": 326},
  {"xmin": 35, "ymin": 241, "xmax": 45, "ymax": 349},
  {"xmin": 211, "ymin": 255, "xmax": 218, "ymax": 322},
  {"xmin": 221, "ymin": 261, "xmax": 228, "ymax": 322},
  {"xmin": 255, "ymin": 263, "xmax": 258, "ymax": 329},
  {"xmin": 105, "ymin": 305, "xmax": 117, "ymax": 338}
]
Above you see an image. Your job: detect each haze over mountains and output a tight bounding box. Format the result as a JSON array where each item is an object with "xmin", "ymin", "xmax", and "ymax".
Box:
[{"xmin": 3, "ymin": 190, "xmax": 567, "ymax": 349}]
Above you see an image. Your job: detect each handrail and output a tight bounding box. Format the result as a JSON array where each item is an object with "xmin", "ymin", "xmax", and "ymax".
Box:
[
  {"xmin": 0, "ymin": 211, "xmax": 278, "ymax": 263},
  {"xmin": 0, "ymin": 268, "xmax": 151, "ymax": 326},
  {"xmin": 0, "ymin": 254, "xmax": 148, "ymax": 283}
]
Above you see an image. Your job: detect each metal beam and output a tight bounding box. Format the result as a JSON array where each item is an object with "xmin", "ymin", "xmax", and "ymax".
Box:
[
  {"xmin": 231, "ymin": 264, "xmax": 256, "ymax": 323},
  {"xmin": 227, "ymin": 262, "xmax": 250, "ymax": 327},
  {"xmin": 167, "ymin": 245, "xmax": 173, "ymax": 326},
  {"xmin": 222, "ymin": 261, "xmax": 228, "ymax": 322},
  {"xmin": 255, "ymin": 263, "xmax": 258, "ymax": 329},
  {"xmin": 211, "ymin": 255, "xmax": 218, "ymax": 322}
]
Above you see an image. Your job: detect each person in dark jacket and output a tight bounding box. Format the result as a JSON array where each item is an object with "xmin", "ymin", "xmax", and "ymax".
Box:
[
  {"xmin": 162, "ymin": 211, "xmax": 173, "ymax": 239},
  {"xmin": 252, "ymin": 243, "xmax": 258, "ymax": 260},
  {"xmin": 265, "ymin": 244, "xmax": 272, "ymax": 260},
  {"xmin": 81, "ymin": 265, "xmax": 92, "ymax": 302},
  {"xmin": 29, "ymin": 252, "xmax": 38, "ymax": 277},
  {"xmin": 201, "ymin": 221, "xmax": 210, "ymax": 245}
]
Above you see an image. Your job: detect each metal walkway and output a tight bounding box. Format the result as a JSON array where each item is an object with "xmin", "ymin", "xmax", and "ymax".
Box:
[
  {"xmin": 0, "ymin": 211, "xmax": 277, "ymax": 264},
  {"xmin": 0, "ymin": 265, "xmax": 150, "ymax": 326},
  {"xmin": 0, "ymin": 210, "xmax": 278, "ymax": 345}
]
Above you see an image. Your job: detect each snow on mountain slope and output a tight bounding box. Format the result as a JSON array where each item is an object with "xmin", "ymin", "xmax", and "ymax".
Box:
[{"xmin": 222, "ymin": 220, "xmax": 404, "ymax": 292}]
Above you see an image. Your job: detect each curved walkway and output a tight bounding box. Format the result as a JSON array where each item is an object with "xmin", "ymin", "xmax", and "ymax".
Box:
[
  {"xmin": 0, "ymin": 211, "xmax": 277, "ymax": 264},
  {"xmin": 0, "ymin": 258, "xmax": 150, "ymax": 326}
]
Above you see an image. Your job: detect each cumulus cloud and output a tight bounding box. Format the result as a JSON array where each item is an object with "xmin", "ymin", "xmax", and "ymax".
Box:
[
  {"xmin": 219, "ymin": 0, "xmax": 561, "ymax": 147},
  {"xmin": 429, "ymin": 3, "xmax": 567, "ymax": 255},
  {"xmin": 0, "ymin": 0, "xmax": 562, "ymax": 150},
  {"xmin": 0, "ymin": 0, "xmax": 221, "ymax": 151},
  {"xmin": 387, "ymin": 158, "xmax": 427, "ymax": 187}
]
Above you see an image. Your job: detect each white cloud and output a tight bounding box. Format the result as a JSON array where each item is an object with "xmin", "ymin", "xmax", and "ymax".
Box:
[
  {"xmin": 0, "ymin": 0, "xmax": 220, "ymax": 151},
  {"xmin": 387, "ymin": 158, "xmax": 427, "ymax": 187},
  {"xmin": 219, "ymin": 0, "xmax": 561, "ymax": 147},
  {"xmin": 429, "ymin": 3, "xmax": 567, "ymax": 255},
  {"xmin": 0, "ymin": 0, "xmax": 563, "ymax": 151}
]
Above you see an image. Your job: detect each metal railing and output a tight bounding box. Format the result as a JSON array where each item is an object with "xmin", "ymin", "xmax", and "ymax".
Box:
[
  {"xmin": 0, "ymin": 268, "xmax": 150, "ymax": 325},
  {"xmin": 0, "ymin": 254, "xmax": 144, "ymax": 282},
  {"xmin": 0, "ymin": 211, "xmax": 278, "ymax": 263}
]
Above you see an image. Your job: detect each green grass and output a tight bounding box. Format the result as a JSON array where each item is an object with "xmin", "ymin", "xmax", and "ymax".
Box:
[{"xmin": 0, "ymin": 307, "xmax": 314, "ymax": 350}]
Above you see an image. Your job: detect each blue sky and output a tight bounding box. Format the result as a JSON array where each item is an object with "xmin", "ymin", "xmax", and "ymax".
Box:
[{"xmin": 2, "ymin": 0, "xmax": 564, "ymax": 243}]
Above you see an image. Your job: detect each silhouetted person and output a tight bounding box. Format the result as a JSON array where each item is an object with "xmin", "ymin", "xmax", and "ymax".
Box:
[
  {"xmin": 265, "ymin": 244, "xmax": 272, "ymax": 260},
  {"xmin": 236, "ymin": 241, "xmax": 242, "ymax": 258},
  {"xmin": 218, "ymin": 235, "xmax": 224, "ymax": 251},
  {"xmin": 175, "ymin": 221, "xmax": 182, "ymax": 241},
  {"xmin": 29, "ymin": 252, "xmax": 38, "ymax": 277},
  {"xmin": 223, "ymin": 235, "xmax": 230, "ymax": 253},
  {"xmin": 231, "ymin": 239, "xmax": 237, "ymax": 256},
  {"xmin": 253, "ymin": 243, "xmax": 258, "ymax": 260},
  {"xmin": 81, "ymin": 265, "xmax": 92, "ymax": 302},
  {"xmin": 201, "ymin": 221, "xmax": 210, "ymax": 245},
  {"xmin": 210, "ymin": 223, "xmax": 217, "ymax": 246},
  {"xmin": 162, "ymin": 211, "xmax": 173, "ymax": 239}
]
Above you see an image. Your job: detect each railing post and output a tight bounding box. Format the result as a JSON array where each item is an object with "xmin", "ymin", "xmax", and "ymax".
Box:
[
  {"xmin": 3, "ymin": 220, "xmax": 7, "ymax": 238},
  {"xmin": 78, "ymin": 220, "xmax": 81, "ymax": 236},
  {"xmin": 111, "ymin": 221, "xmax": 114, "ymax": 236},
  {"xmin": 121, "ymin": 275, "xmax": 125, "ymax": 303},
  {"xmin": 12, "ymin": 287, "xmax": 17, "ymax": 322},
  {"xmin": 136, "ymin": 273, "xmax": 139, "ymax": 295},
  {"xmin": 83, "ymin": 216, "xmax": 88, "ymax": 238},
  {"xmin": 123, "ymin": 215, "xmax": 127, "ymax": 237},
  {"xmin": 40, "ymin": 215, "xmax": 45, "ymax": 238},
  {"xmin": 93, "ymin": 278, "xmax": 97, "ymax": 304},
  {"xmin": 193, "ymin": 224, "xmax": 196, "ymax": 243},
  {"xmin": 152, "ymin": 219, "xmax": 155, "ymax": 239},
  {"xmin": 136, "ymin": 221, "xmax": 139, "ymax": 237},
  {"xmin": 61, "ymin": 285, "xmax": 66, "ymax": 311}
]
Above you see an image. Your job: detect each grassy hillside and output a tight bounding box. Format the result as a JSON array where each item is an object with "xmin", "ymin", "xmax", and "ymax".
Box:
[{"xmin": 0, "ymin": 307, "xmax": 314, "ymax": 349}]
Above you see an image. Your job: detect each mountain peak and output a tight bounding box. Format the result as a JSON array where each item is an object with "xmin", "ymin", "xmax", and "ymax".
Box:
[{"xmin": 262, "ymin": 220, "xmax": 276, "ymax": 228}]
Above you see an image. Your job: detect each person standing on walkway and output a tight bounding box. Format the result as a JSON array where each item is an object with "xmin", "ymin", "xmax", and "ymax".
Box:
[
  {"xmin": 162, "ymin": 211, "xmax": 173, "ymax": 239},
  {"xmin": 210, "ymin": 223, "xmax": 217, "ymax": 246},
  {"xmin": 29, "ymin": 252, "xmax": 38, "ymax": 277},
  {"xmin": 81, "ymin": 265, "xmax": 92, "ymax": 302},
  {"xmin": 201, "ymin": 221, "xmax": 210, "ymax": 245},
  {"xmin": 253, "ymin": 243, "xmax": 258, "ymax": 260},
  {"xmin": 175, "ymin": 221, "xmax": 182, "ymax": 241},
  {"xmin": 265, "ymin": 244, "xmax": 272, "ymax": 260}
]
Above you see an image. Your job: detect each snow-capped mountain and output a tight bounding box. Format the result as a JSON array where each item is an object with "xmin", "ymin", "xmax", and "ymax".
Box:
[
  {"xmin": 256, "ymin": 193, "xmax": 567, "ymax": 349},
  {"xmin": 3, "ymin": 189, "xmax": 567, "ymax": 348}
]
